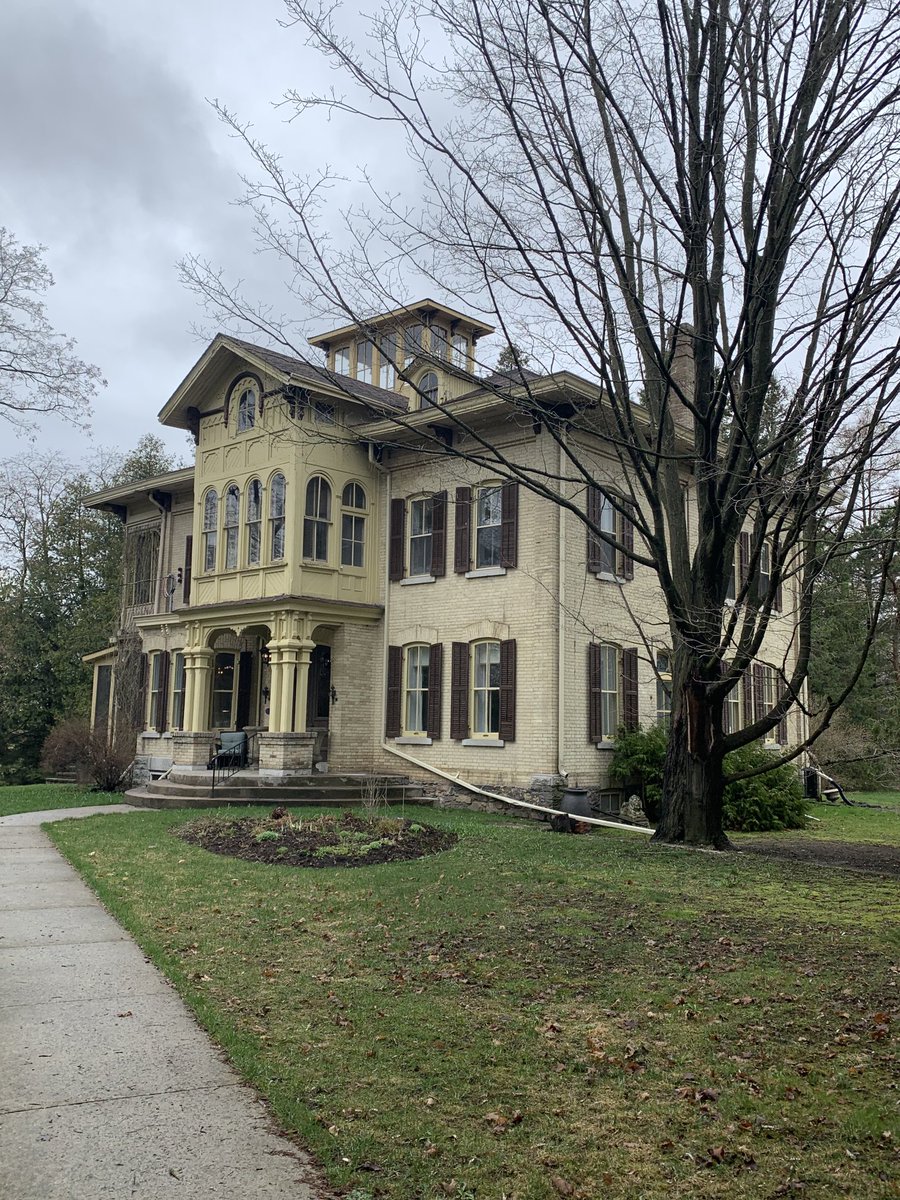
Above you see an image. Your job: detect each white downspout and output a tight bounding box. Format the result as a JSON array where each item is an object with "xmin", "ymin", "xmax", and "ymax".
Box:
[{"xmin": 557, "ymin": 430, "xmax": 568, "ymax": 783}]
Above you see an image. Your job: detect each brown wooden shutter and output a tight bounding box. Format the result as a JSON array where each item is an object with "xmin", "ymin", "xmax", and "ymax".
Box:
[
  {"xmin": 431, "ymin": 491, "xmax": 447, "ymax": 578},
  {"xmin": 385, "ymin": 645, "xmax": 403, "ymax": 737},
  {"xmin": 621, "ymin": 646, "xmax": 639, "ymax": 731},
  {"xmin": 450, "ymin": 641, "xmax": 469, "ymax": 739},
  {"xmin": 588, "ymin": 643, "xmax": 603, "ymax": 741},
  {"xmin": 389, "ymin": 499, "xmax": 406, "ymax": 581},
  {"xmin": 499, "ymin": 639, "xmax": 517, "ymax": 742},
  {"xmin": 587, "ymin": 486, "xmax": 602, "ymax": 572},
  {"xmin": 778, "ymin": 707, "xmax": 788, "ymax": 745},
  {"xmin": 500, "ymin": 482, "xmax": 519, "ymax": 568},
  {"xmin": 739, "ymin": 532, "xmax": 751, "ymax": 590},
  {"xmin": 427, "ymin": 643, "xmax": 443, "ymax": 739},
  {"xmin": 741, "ymin": 664, "xmax": 753, "ymax": 726},
  {"xmin": 752, "ymin": 662, "xmax": 765, "ymax": 724},
  {"xmin": 139, "ymin": 652, "xmax": 149, "ymax": 729},
  {"xmin": 183, "ymin": 536, "xmax": 192, "ymax": 605},
  {"xmin": 454, "ymin": 487, "xmax": 471, "ymax": 573},
  {"xmin": 156, "ymin": 651, "xmax": 170, "ymax": 733},
  {"xmin": 621, "ymin": 510, "xmax": 635, "ymax": 580},
  {"xmin": 774, "ymin": 572, "xmax": 783, "ymax": 613}
]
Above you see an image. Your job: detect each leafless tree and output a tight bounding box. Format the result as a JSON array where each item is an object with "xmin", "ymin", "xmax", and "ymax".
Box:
[
  {"xmin": 183, "ymin": 0, "xmax": 900, "ymax": 846},
  {"xmin": 0, "ymin": 227, "xmax": 104, "ymax": 431}
]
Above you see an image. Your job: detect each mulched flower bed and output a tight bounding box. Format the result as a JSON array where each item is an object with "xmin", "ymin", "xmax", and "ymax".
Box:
[{"xmin": 176, "ymin": 810, "xmax": 458, "ymax": 868}]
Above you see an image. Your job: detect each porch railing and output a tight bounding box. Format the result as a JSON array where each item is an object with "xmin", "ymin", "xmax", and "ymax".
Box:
[{"xmin": 209, "ymin": 732, "xmax": 258, "ymax": 796}]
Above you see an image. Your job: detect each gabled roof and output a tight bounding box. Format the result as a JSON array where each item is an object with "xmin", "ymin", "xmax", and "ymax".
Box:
[{"xmin": 157, "ymin": 334, "xmax": 410, "ymax": 430}]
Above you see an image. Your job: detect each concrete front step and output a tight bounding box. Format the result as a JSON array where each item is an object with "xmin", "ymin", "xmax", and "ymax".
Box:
[{"xmin": 125, "ymin": 772, "xmax": 430, "ymax": 810}]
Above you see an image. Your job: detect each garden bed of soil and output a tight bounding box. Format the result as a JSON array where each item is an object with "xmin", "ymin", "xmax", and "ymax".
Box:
[
  {"xmin": 176, "ymin": 811, "xmax": 458, "ymax": 868},
  {"xmin": 741, "ymin": 835, "xmax": 900, "ymax": 877}
]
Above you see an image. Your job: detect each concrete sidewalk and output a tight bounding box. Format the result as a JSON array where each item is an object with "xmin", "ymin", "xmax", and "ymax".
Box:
[{"xmin": 0, "ymin": 807, "xmax": 324, "ymax": 1198}]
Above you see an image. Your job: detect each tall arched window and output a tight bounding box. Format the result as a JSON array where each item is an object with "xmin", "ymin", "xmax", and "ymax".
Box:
[
  {"xmin": 341, "ymin": 482, "xmax": 367, "ymax": 567},
  {"xmin": 303, "ymin": 476, "xmax": 332, "ymax": 562},
  {"xmin": 223, "ymin": 485, "xmax": 240, "ymax": 569},
  {"xmin": 237, "ymin": 383, "xmax": 256, "ymax": 431},
  {"xmin": 202, "ymin": 490, "xmax": 218, "ymax": 572},
  {"xmin": 246, "ymin": 479, "xmax": 262, "ymax": 565},
  {"xmin": 269, "ymin": 473, "xmax": 286, "ymax": 561},
  {"xmin": 419, "ymin": 372, "xmax": 439, "ymax": 407}
]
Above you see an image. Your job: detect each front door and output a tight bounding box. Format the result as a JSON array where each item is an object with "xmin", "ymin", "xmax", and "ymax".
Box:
[{"xmin": 306, "ymin": 645, "xmax": 331, "ymax": 730}]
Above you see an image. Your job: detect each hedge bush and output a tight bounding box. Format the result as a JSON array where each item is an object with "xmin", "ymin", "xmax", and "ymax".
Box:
[{"xmin": 609, "ymin": 725, "xmax": 806, "ymax": 832}]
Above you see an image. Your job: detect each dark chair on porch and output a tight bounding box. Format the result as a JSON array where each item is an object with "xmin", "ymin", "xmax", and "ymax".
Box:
[{"xmin": 208, "ymin": 731, "xmax": 248, "ymax": 771}]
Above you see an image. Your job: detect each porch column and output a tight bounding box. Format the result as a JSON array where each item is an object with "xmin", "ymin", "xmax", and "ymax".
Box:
[
  {"xmin": 294, "ymin": 641, "xmax": 316, "ymax": 732},
  {"xmin": 279, "ymin": 641, "xmax": 300, "ymax": 733},
  {"xmin": 268, "ymin": 647, "xmax": 285, "ymax": 732},
  {"xmin": 188, "ymin": 648, "xmax": 214, "ymax": 731}
]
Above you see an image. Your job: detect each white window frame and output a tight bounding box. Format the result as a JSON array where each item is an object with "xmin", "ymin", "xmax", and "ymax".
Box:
[
  {"xmin": 269, "ymin": 473, "xmax": 286, "ymax": 562},
  {"xmin": 656, "ymin": 651, "xmax": 672, "ymax": 729},
  {"xmin": 379, "ymin": 334, "xmax": 397, "ymax": 388},
  {"xmin": 223, "ymin": 484, "xmax": 240, "ymax": 570},
  {"xmin": 202, "ymin": 490, "xmax": 218, "ymax": 573},
  {"xmin": 236, "ymin": 384, "xmax": 256, "ymax": 432},
  {"xmin": 333, "ymin": 346, "xmax": 350, "ymax": 375},
  {"xmin": 404, "ymin": 644, "xmax": 431, "ymax": 736},
  {"xmin": 471, "ymin": 640, "xmax": 501, "ymax": 737},
  {"xmin": 599, "ymin": 644, "xmax": 619, "ymax": 741},
  {"xmin": 246, "ymin": 479, "xmax": 262, "ymax": 566},
  {"xmin": 452, "ymin": 333, "xmax": 468, "ymax": 368},
  {"xmin": 408, "ymin": 496, "xmax": 434, "ymax": 577},
  {"xmin": 303, "ymin": 476, "xmax": 332, "ymax": 563},
  {"xmin": 356, "ymin": 339, "xmax": 373, "ymax": 384},
  {"xmin": 474, "ymin": 484, "xmax": 502, "ymax": 569},
  {"xmin": 340, "ymin": 482, "xmax": 366, "ymax": 568}
]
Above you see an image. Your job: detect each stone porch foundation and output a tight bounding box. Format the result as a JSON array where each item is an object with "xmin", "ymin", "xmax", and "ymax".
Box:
[
  {"xmin": 258, "ymin": 731, "xmax": 316, "ymax": 775},
  {"xmin": 172, "ymin": 732, "xmax": 218, "ymax": 771}
]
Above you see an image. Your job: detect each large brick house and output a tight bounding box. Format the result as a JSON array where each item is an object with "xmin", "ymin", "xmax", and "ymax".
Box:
[{"xmin": 84, "ymin": 298, "xmax": 805, "ymax": 804}]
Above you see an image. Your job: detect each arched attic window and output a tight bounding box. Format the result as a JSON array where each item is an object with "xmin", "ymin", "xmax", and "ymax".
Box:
[{"xmin": 419, "ymin": 372, "xmax": 439, "ymax": 408}]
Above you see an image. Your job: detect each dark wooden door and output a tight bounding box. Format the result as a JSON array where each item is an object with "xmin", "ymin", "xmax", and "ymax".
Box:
[
  {"xmin": 235, "ymin": 651, "xmax": 254, "ymax": 730},
  {"xmin": 306, "ymin": 646, "xmax": 331, "ymax": 729}
]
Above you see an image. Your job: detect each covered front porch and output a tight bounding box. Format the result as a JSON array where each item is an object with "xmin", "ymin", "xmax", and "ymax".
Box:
[{"xmin": 169, "ymin": 599, "xmax": 381, "ymax": 776}]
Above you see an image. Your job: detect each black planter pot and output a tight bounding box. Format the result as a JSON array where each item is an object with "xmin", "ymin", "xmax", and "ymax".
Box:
[{"xmin": 551, "ymin": 786, "xmax": 594, "ymax": 833}]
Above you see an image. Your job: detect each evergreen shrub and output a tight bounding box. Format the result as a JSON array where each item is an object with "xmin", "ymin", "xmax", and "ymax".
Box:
[{"xmin": 609, "ymin": 725, "xmax": 806, "ymax": 832}]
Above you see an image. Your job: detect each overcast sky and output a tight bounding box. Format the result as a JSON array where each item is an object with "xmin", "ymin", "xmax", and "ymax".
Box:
[{"xmin": 0, "ymin": 0, "xmax": 411, "ymax": 462}]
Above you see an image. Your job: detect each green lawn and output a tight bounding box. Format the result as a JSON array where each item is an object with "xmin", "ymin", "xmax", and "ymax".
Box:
[
  {"xmin": 0, "ymin": 783, "xmax": 119, "ymax": 819},
  {"xmin": 731, "ymin": 794, "xmax": 900, "ymax": 846},
  {"xmin": 47, "ymin": 805, "xmax": 900, "ymax": 1200}
]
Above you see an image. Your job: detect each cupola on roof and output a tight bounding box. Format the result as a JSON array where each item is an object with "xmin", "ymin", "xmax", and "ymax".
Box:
[{"xmin": 307, "ymin": 299, "xmax": 495, "ymax": 349}]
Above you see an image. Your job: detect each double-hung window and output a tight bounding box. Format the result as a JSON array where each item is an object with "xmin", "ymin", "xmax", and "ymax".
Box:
[
  {"xmin": 449, "ymin": 639, "xmax": 516, "ymax": 742},
  {"xmin": 419, "ymin": 371, "xmax": 439, "ymax": 408},
  {"xmin": 409, "ymin": 497, "xmax": 433, "ymax": 576},
  {"xmin": 451, "ymin": 334, "xmax": 468, "ymax": 368},
  {"xmin": 147, "ymin": 651, "xmax": 167, "ymax": 732},
  {"xmin": 129, "ymin": 528, "xmax": 159, "ymax": 605},
  {"xmin": 333, "ymin": 346, "xmax": 350, "ymax": 375},
  {"xmin": 404, "ymin": 645, "xmax": 430, "ymax": 735},
  {"xmin": 475, "ymin": 485, "xmax": 502, "ymax": 568},
  {"xmin": 223, "ymin": 484, "xmax": 240, "ymax": 570},
  {"xmin": 202, "ymin": 490, "xmax": 218, "ymax": 572},
  {"xmin": 472, "ymin": 641, "xmax": 501, "ymax": 736},
  {"xmin": 403, "ymin": 323, "xmax": 423, "ymax": 365},
  {"xmin": 340, "ymin": 482, "xmax": 366, "ymax": 567},
  {"xmin": 171, "ymin": 652, "xmax": 186, "ymax": 730},
  {"xmin": 303, "ymin": 476, "xmax": 331, "ymax": 562},
  {"xmin": 379, "ymin": 335, "xmax": 397, "ymax": 388},
  {"xmin": 587, "ymin": 487, "xmax": 634, "ymax": 580},
  {"xmin": 588, "ymin": 643, "xmax": 639, "ymax": 742},
  {"xmin": 356, "ymin": 340, "xmax": 373, "ymax": 384},
  {"xmin": 269, "ymin": 474, "xmax": 286, "ymax": 561},
  {"xmin": 655, "ymin": 651, "xmax": 672, "ymax": 729},
  {"xmin": 236, "ymin": 384, "xmax": 256, "ymax": 431},
  {"xmin": 246, "ymin": 479, "xmax": 262, "ymax": 565}
]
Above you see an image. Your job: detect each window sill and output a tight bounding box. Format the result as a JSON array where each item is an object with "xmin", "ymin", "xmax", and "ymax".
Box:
[
  {"xmin": 465, "ymin": 566, "xmax": 507, "ymax": 579},
  {"xmin": 301, "ymin": 560, "xmax": 333, "ymax": 571},
  {"xmin": 595, "ymin": 741, "xmax": 616, "ymax": 750},
  {"xmin": 594, "ymin": 572, "xmax": 627, "ymax": 585},
  {"xmin": 462, "ymin": 738, "xmax": 505, "ymax": 748},
  {"xmin": 400, "ymin": 575, "xmax": 436, "ymax": 586},
  {"xmin": 141, "ymin": 730, "xmax": 161, "ymax": 739},
  {"xmin": 395, "ymin": 736, "xmax": 433, "ymax": 745}
]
